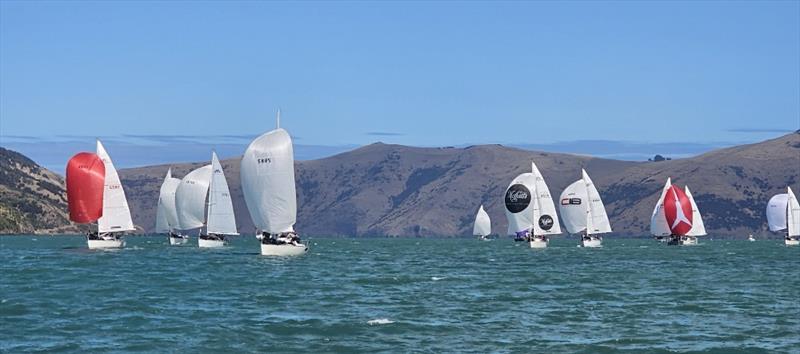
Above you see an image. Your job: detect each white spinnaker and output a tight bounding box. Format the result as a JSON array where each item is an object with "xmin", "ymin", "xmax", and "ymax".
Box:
[
  {"xmin": 684, "ymin": 186, "xmax": 707, "ymax": 236},
  {"xmin": 473, "ymin": 205, "xmax": 491, "ymax": 236},
  {"xmin": 558, "ymin": 180, "xmax": 588, "ymax": 234},
  {"xmin": 96, "ymin": 140, "xmax": 135, "ymax": 233},
  {"xmin": 788, "ymin": 187, "xmax": 800, "ymax": 237},
  {"xmin": 504, "ymin": 173, "xmax": 537, "ymax": 235},
  {"xmin": 241, "ymin": 128, "xmax": 297, "ymax": 234},
  {"xmin": 156, "ymin": 168, "xmax": 181, "ymax": 233},
  {"xmin": 650, "ymin": 178, "xmax": 672, "ymax": 236},
  {"xmin": 766, "ymin": 193, "xmax": 789, "ymax": 232},
  {"xmin": 583, "ymin": 169, "xmax": 612, "ymax": 234},
  {"xmin": 530, "ymin": 162, "xmax": 561, "ymax": 235},
  {"xmin": 206, "ymin": 152, "xmax": 238, "ymax": 235},
  {"xmin": 175, "ymin": 165, "xmax": 212, "ymax": 230}
]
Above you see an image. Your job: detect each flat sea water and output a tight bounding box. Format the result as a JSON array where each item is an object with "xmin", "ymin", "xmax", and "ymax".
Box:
[{"xmin": 1, "ymin": 236, "xmax": 798, "ymax": 353}]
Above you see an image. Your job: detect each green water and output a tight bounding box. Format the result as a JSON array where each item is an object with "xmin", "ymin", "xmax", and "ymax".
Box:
[{"xmin": 1, "ymin": 236, "xmax": 798, "ymax": 353}]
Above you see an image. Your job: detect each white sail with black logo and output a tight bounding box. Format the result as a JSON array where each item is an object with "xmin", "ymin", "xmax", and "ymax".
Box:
[
  {"xmin": 241, "ymin": 128, "xmax": 297, "ymax": 234},
  {"xmin": 530, "ymin": 162, "xmax": 561, "ymax": 235},
  {"xmin": 175, "ymin": 164, "xmax": 212, "ymax": 230},
  {"xmin": 96, "ymin": 140, "xmax": 135, "ymax": 233},
  {"xmin": 504, "ymin": 173, "xmax": 537, "ymax": 235},
  {"xmin": 206, "ymin": 152, "xmax": 238, "ymax": 235}
]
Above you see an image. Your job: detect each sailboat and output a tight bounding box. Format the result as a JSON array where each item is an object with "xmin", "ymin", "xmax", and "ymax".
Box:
[
  {"xmin": 766, "ymin": 187, "xmax": 800, "ymax": 246},
  {"xmin": 241, "ymin": 111, "xmax": 308, "ymax": 256},
  {"xmin": 747, "ymin": 234, "xmax": 756, "ymax": 242},
  {"xmin": 558, "ymin": 169, "xmax": 611, "ymax": 247},
  {"xmin": 473, "ymin": 205, "xmax": 492, "ymax": 240},
  {"xmin": 650, "ymin": 178, "xmax": 697, "ymax": 246},
  {"xmin": 175, "ymin": 164, "xmax": 212, "ymax": 246},
  {"xmin": 682, "ymin": 186, "xmax": 706, "ymax": 245},
  {"xmin": 155, "ymin": 168, "xmax": 187, "ymax": 245},
  {"xmin": 198, "ymin": 151, "xmax": 239, "ymax": 247},
  {"xmin": 503, "ymin": 162, "xmax": 561, "ymax": 248}
]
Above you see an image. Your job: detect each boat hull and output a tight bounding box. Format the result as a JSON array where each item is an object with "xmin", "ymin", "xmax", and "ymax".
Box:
[
  {"xmin": 261, "ymin": 243, "xmax": 308, "ymax": 256},
  {"xmin": 580, "ymin": 237, "xmax": 602, "ymax": 248},
  {"xmin": 169, "ymin": 236, "xmax": 189, "ymax": 245},
  {"xmin": 87, "ymin": 238, "xmax": 125, "ymax": 249},
  {"xmin": 667, "ymin": 236, "xmax": 698, "ymax": 246},
  {"xmin": 786, "ymin": 238, "xmax": 800, "ymax": 246},
  {"xmin": 529, "ymin": 238, "xmax": 548, "ymax": 249},
  {"xmin": 198, "ymin": 238, "xmax": 226, "ymax": 248}
]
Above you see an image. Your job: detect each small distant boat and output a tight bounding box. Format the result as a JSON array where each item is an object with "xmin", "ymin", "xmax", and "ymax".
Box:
[
  {"xmin": 650, "ymin": 178, "xmax": 703, "ymax": 246},
  {"xmin": 559, "ymin": 169, "xmax": 611, "ymax": 248},
  {"xmin": 155, "ymin": 168, "xmax": 188, "ymax": 245},
  {"xmin": 504, "ymin": 162, "xmax": 561, "ymax": 249},
  {"xmin": 66, "ymin": 141, "xmax": 134, "ymax": 249},
  {"xmin": 747, "ymin": 234, "xmax": 756, "ymax": 242},
  {"xmin": 241, "ymin": 111, "xmax": 307, "ymax": 256},
  {"xmin": 766, "ymin": 187, "xmax": 800, "ymax": 246},
  {"xmin": 473, "ymin": 205, "xmax": 492, "ymax": 240}
]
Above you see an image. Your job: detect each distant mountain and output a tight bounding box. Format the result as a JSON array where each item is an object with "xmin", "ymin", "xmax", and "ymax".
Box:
[
  {"xmin": 117, "ymin": 132, "xmax": 799, "ymax": 237},
  {"xmin": 1, "ymin": 133, "xmax": 797, "ymax": 236},
  {"xmin": 0, "ymin": 148, "xmax": 80, "ymax": 234}
]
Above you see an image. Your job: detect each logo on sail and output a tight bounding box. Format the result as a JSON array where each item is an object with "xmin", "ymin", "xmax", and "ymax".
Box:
[
  {"xmin": 561, "ymin": 198, "xmax": 581, "ymax": 205},
  {"xmin": 538, "ymin": 215, "xmax": 554, "ymax": 230},
  {"xmin": 505, "ymin": 184, "xmax": 531, "ymax": 213}
]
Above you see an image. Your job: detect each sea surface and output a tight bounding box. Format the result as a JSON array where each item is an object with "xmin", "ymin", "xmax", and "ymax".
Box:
[{"xmin": 1, "ymin": 236, "xmax": 798, "ymax": 353}]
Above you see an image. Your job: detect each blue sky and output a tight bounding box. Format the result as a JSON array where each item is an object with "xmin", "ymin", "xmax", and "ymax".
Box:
[{"xmin": 1, "ymin": 1, "xmax": 799, "ymax": 170}]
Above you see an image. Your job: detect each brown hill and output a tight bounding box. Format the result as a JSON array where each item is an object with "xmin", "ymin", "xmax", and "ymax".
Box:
[{"xmin": 117, "ymin": 132, "xmax": 799, "ymax": 237}]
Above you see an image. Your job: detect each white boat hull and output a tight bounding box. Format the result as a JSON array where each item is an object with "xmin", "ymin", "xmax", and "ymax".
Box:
[
  {"xmin": 169, "ymin": 236, "xmax": 189, "ymax": 245},
  {"xmin": 580, "ymin": 237, "xmax": 602, "ymax": 248},
  {"xmin": 786, "ymin": 238, "xmax": 800, "ymax": 246},
  {"xmin": 198, "ymin": 238, "xmax": 226, "ymax": 248},
  {"xmin": 87, "ymin": 238, "xmax": 125, "ymax": 249},
  {"xmin": 529, "ymin": 238, "xmax": 548, "ymax": 249},
  {"xmin": 261, "ymin": 243, "xmax": 308, "ymax": 256},
  {"xmin": 667, "ymin": 236, "xmax": 698, "ymax": 246}
]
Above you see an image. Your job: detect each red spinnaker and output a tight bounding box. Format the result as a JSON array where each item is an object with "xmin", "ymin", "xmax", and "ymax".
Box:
[
  {"xmin": 66, "ymin": 152, "xmax": 105, "ymax": 223},
  {"xmin": 663, "ymin": 185, "xmax": 693, "ymax": 235}
]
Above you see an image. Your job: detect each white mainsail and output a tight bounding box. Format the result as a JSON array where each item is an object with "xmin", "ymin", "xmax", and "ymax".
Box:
[
  {"xmin": 684, "ymin": 186, "xmax": 706, "ymax": 236},
  {"xmin": 530, "ymin": 162, "xmax": 561, "ymax": 235},
  {"xmin": 155, "ymin": 168, "xmax": 182, "ymax": 233},
  {"xmin": 504, "ymin": 173, "xmax": 537, "ymax": 235},
  {"xmin": 650, "ymin": 178, "xmax": 672, "ymax": 236},
  {"xmin": 206, "ymin": 152, "xmax": 238, "ymax": 235},
  {"xmin": 473, "ymin": 205, "xmax": 491, "ymax": 236},
  {"xmin": 766, "ymin": 193, "xmax": 789, "ymax": 232},
  {"xmin": 788, "ymin": 187, "xmax": 800, "ymax": 237},
  {"xmin": 241, "ymin": 128, "xmax": 297, "ymax": 234},
  {"xmin": 175, "ymin": 164, "xmax": 212, "ymax": 230},
  {"xmin": 96, "ymin": 140, "xmax": 135, "ymax": 233},
  {"xmin": 582, "ymin": 169, "xmax": 612, "ymax": 234}
]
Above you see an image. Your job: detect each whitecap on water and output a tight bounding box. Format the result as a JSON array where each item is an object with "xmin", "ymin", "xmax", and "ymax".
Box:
[
  {"xmin": 367, "ymin": 318, "xmax": 394, "ymax": 325},
  {"xmin": 431, "ymin": 276, "xmax": 445, "ymax": 281}
]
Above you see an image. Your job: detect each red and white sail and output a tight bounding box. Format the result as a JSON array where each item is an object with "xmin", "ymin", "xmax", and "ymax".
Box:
[{"xmin": 663, "ymin": 185, "xmax": 693, "ymax": 236}]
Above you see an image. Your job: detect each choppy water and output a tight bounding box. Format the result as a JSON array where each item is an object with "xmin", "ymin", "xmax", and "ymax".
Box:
[{"xmin": 1, "ymin": 236, "xmax": 798, "ymax": 353}]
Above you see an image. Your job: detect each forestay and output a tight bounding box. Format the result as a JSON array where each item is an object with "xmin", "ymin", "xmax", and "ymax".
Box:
[
  {"xmin": 766, "ymin": 193, "xmax": 789, "ymax": 232},
  {"xmin": 206, "ymin": 152, "xmax": 238, "ymax": 235},
  {"xmin": 96, "ymin": 140, "xmax": 135, "ymax": 233},
  {"xmin": 473, "ymin": 205, "xmax": 491, "ymax": 236},
  {"xmin": 175, "ymin": 165, "xmax": 212, "ymax": 230},
  {"xmin": 241, "ymin": 128, "xmax": 297, "ymax": 234}
]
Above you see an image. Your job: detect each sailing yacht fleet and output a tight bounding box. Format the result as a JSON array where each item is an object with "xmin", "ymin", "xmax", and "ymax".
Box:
[{"xmin": 64, "ymin": 117, "xmax": 798, "ymax": 253}]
